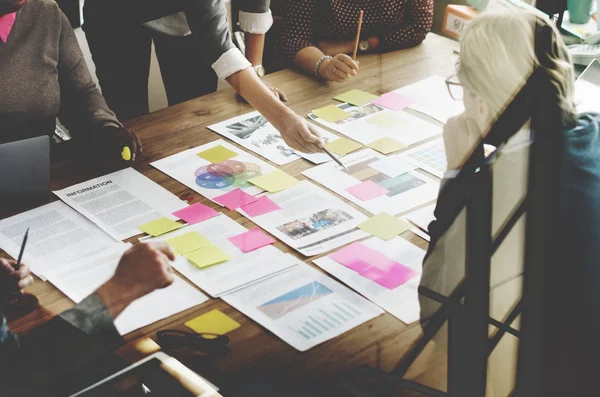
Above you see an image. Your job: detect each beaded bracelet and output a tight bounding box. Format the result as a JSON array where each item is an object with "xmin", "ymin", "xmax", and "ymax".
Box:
[{"xmin": 314, "ymin": 55, "xmax": 333, "ymax": 81}]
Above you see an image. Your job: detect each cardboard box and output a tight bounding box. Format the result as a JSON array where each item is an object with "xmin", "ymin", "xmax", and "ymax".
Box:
[{"xmin": 442, "ymin": 5, "xmax": 479, "ymax": 39}]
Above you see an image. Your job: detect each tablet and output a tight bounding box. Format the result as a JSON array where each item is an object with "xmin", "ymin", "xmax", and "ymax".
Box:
[
  {"xmin": 69, "ymin": 352, "xmax": 220, "ymax": 397},
  {"xmin": 578, "ymin": 59, "xmax": 600, "ymax": 85},
  {"xmin": 575, "ymin": 60, "xmax": 600, "ymax": 114}
]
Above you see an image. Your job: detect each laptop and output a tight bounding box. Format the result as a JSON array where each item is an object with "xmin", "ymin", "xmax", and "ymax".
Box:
[{"xmin": 0, "ymin": 136, "xmax": 50, "ymax": 198}]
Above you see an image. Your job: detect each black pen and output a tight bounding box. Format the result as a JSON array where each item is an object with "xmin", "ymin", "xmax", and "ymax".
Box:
[{"xmin": 14, "ymin": 228, "xmax": 29, "ymax": 270}]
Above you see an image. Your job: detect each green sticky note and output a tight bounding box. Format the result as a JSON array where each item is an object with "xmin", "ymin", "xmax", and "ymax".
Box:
[
  {"xmin": 358, "ymin": 212, "xmax": 412, "ymax": 241},
  {"xmin": 249, "ymin": 169, "xmax": 300, "ymax": 193},
  {"xmin": 367, "ymin": 137, "xmax": 406, "ymax": 154},
  {"xmin": 367, "ymin": 112, "xmax": 405, "ymax": 129},
  {"xmin": 166, "ymin": 232, "xmax": 213, "ymax": 255},
  {"xmin": 138, "ymin": 218, "xmax": 183, "ymax": 237},
  {"xmin": 185, "ymin": 309, "xmax": 241, "ymax": 336},
  {"xmin": 197, "ymin": 145, "xmax": 238, "ymax": 164},
  {"xmin": 325, "ymin": 138, "xmax": 364, "ymax": 156},
  {"xmin": 334, "ymin": 89, "xmax": 379, "ymax": 106},
  {"xmin": 185, "ymin": 245, "xmax": 230, "ymax": 269},
  {"xmin": 313, "ymin": 105, "xmax": 350, "ymax": 123}
]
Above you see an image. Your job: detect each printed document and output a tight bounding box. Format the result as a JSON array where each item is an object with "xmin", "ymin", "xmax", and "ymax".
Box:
[
  {"xmin": 0, "ymin": 201, "xmax": 116, "ymax": 279},
  {"xmin": 314, "ymin": 237, "xmax": 425, "ymax": 324},
  {"xmin": 45, "ymin": 243, "xmax": 208, "ymax": 335},
  {"xmin": 151, "ymin": 139, "xmax": 276, "ymax": 202},
  {"xmin": 208, "ymin": 111, "xmax": 338, "ymax": 165},
  {"xmin": 222, "ymin": 262, "xmax": 383, "ymax": 351},
  {"xmin": 149, "ymin": 215, "xmax": 297, "ymax": 297},
  {"xmin": 54, "ymin": 168, "xmax": 187, "ymax": 241},
  {"xmin": 238, "ymin": 181, "xmax": 370, "ymax": 256},
  {"xmin": 303, "ymin": 149, "xmax": 439, "ymax": 215}
]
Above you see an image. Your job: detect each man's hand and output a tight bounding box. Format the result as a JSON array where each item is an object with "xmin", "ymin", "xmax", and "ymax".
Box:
[
  {"xmin": 443, "ymin": 114, "xmax": 484, "ymax": 171},
  {"xmin": 273, "ymin": 114, "xmax": 324, "ymax": 153},
  {"xmin": 102, "ymin": 126, "xmax": 143, "ymax": 162},
  {"xmin": 0, "ymin": 259, "xmax": 34, "ymax": 299},
  {"xmin": 95, "ymin": 242, "xmax": 176, "ymax": 319},
  {"xmin": 318, "ymin": 54, "xmax": 360, "ymax": 82}
]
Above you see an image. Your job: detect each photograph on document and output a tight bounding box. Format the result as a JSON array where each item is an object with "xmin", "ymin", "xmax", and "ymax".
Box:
[
  {"xmin": 151, "ymin": 139, "xmax": 277, "ymax": 201},
  {"xmin": 258, "ymin": 281, "xmax": 333, "ymax": 320},
  {"xmin": 209, "ymin": 111, "xmax": 338, "ymax": 165},
  {"xmin": 222, "ymin": 263, "xmax": 383, "ymax": 351},
  {"xmin": 276, "ymin": 209, "xmax": 354, "ymax": 240},
  {"xmin": 147, "ymin": 215, "xmax": 297, "ymax": 297},
  {"xmin": 308, "ymin": 102, "xmax": 441, "ymax": 147},
  {"xmin": 302, "ymin": 149, "xmax": 439, "ymax": 216},
  {"xmin": 314, "ymin": 236, "xmax": 426, "ymax": 324},
  {"xmin": 237, "ymin": 181, "xmax": 370, "ymax": 256}
]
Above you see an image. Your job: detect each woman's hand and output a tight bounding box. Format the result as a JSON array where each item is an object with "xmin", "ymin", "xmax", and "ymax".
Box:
[
  {"xmin": 272, "ymin": 114, "xmax": 324, "ymax": 153},
  {"xmin": 0, "ymin": 259, "xmax": 34, "ymax": 299},
  {"xmin": 443, "ymin": 114, "xmax": 484, "ymax": 170},
  {"xmin": 318, "ymin": 54, "xmax": 360, "ymax": 82},
  {"xmin": 103, "ymin": 126, "xmax": 143, "ymax": 161}
]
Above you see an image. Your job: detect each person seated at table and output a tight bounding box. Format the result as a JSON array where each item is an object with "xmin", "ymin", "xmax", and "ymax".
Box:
[
  {"xmin": 0, "ymin": 242, "xmax": 176, "ymax": 396},
  {"xmin": 0, "ymin": 0, "xmax": 142, "ymax": 160},
  {"xmin": 418, "ymin": 8, "xmax": 600, "ymax": 390},
  {"xmin": 274, "ymin": 0, "xmax": 433, "ymax": 82}
]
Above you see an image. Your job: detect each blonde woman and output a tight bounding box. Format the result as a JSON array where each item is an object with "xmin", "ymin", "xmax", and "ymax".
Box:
[{"xmin": 416, "ymin": 9, "xmax": 600, "ymax": 394}]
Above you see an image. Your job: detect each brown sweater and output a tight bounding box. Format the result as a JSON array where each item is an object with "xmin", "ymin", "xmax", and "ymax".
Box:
[{"xmin": 0, "ymin": 0, "xmax": 120, "ymax": 145}]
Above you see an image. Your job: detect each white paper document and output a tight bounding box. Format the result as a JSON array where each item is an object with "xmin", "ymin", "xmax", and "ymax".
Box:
[
  {"xmin": 237, "ymin": 181, "xmax": 370, "ymax": 256},
  {"xmin": 393, "ymin": 75, "xmax": 465, "ymax": 124},
  {"xmin": 53, "ymin": 168, "xmax": 187, "ymax": 241},
  {"xmin": 313, "ymin": 237, "xmax": 425, "ymax": 324},
  {"xmin": 45, "ymin": 243, "xmax": 208, "ymax": 335},
  {"xmin": 309, "ymin": 103, "xmax": 440, "ymax": 147},
  {"xmin": 397, "ymin": 138, "xmax": 447, "ymax": 178},
  {"xmin": 151, "ymin": 139, "xmax": 276, "ymax": 202},
  {"xmin": 148, "ymin": 215, "xmax": 297, "ymax": 297},
  {"xmin": 208, "ymin": 111, "xmax": 339, "ymax": 165},
  {"xmin": 0, "ymin": 201, "xmax": 117, "ymax": 278},
  {"xmin": 302, "ymin": 149, "xmax": 439, "ymax": 216},
  {"xmin": 405, "ymin": 204, "xmax": 436, "ymax": 233},
  {"xmin": 222, "ymin": 262, "xmax": 383, "ymax": 351}
]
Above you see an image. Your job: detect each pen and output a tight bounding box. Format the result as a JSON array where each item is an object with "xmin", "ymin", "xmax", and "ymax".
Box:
[
  {"xmin": 14, "ymin": 228, "xmax": 29, "ymax": 270},
  {"xmin": 322, "ymin": 147, "xmax": 349, "ymax": 171}
]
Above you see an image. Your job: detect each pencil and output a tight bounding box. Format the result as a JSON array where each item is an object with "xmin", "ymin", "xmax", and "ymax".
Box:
[
  {"xmin": 322, "ymin": 147, "xmax": 349, "ymax": 171},
  {"xmin": 15, "ymin": 228, "xmax": 29, "ymax": 270},
  {"xmin": 352, "ymin": 10, "xmax": 365, "ymax": 61}
]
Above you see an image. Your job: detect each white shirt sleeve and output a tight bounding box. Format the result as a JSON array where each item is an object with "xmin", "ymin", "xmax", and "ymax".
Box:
[
  {"xmin": 238, "ymin": 10, "xmax": 273, "ymax": 34},
  {"xmin": 211, "ymin": 47, "xmax": 252, "ymax": 80}
]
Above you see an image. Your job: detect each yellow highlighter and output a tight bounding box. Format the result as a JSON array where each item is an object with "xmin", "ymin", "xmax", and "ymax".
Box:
[{"xmin": 121, "ymin": 146, "xmax": 132, "ymax": 161}]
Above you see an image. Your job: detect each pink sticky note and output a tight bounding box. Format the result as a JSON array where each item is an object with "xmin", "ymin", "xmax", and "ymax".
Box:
[
  {"xmin": 329, "ymin": 242, "xmax": 396, "ymax": 272},
  {"xmin": 373, "ymin": 92, "xmax": 415, "ymax": 111},
  {"xmin": 240, "ymin": 196, "xmax": 281, "ymax": 217},
  {"xmin": 360, "ymin": 262, "xmax": 419, "ymax": 290},
  {"xmin": 173, "ymin": 203, "xmax": 219, "ymax": 224},
  {"xmin": 228, "ymin": 228, "xmax": 275, "ymax": 253},
  {"xmin": 214, "ymin": 188, "xmax": 258, "ymax": 210},
  {"xmin": 345, "ymin": 181, "xmax": 389, "ymax": 201}
]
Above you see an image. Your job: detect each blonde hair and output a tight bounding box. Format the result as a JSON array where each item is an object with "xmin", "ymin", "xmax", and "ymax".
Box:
[{"xmin": 458, "ymin": 8, "xmax": 577, "ymax": 127}]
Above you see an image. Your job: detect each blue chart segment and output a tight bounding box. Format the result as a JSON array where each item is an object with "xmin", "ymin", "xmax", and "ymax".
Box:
[
  {"xmin": 258, "ymin": 282, "xmax": 333, "ymax": 320},
  {"xmin": 288, "ymin": 301, "xmax": 362, "ymax": 340},
  {"xmin": 194, "ymin": 160, "xmax": 263, "ymax": 190}
]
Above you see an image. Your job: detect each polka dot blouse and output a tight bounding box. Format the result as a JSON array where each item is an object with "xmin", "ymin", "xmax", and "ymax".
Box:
[{"xmin": 275, "ymin": 0, "xmax": 434, "ymax": 67}]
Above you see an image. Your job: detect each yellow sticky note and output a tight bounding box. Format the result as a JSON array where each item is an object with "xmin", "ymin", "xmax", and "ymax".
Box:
[
  {"xmin": 197, "ymin": 145, "xmax": 238, "ymax": 164},
  {"xmin": 138, "ymin": 218, "xmax": 183, "ymax": 237},
  {"xmin": 185, "ymin": 309, "xmax": 241, "ymax": 336},
  {"xmin": 185, "ymin": 245, "xmax": 230, "ymax": 269},
  {"xmin": 325, "ymin": 138, "xmax": 364, "ymax": 156},
  {"xmin": 313, "ymin": 105, "xmax": 350, "ymax": 123},
  {"xmin": 334, "ymin": 89, "xmax": 379, "ymax": 106},
  {"xmin": 358, "ymin": 212, "xmax": 412, "ymax": 241},
  {"xmin": 248, "ymin": 169, "xmax": 300, "ymax": 193},
  {"xmin": 367, "ymin": 112, "xmax": 405, "ymax": 129},
  {"xmin": 367, "ymin": 137, "xmax": 406, "ymax": 154},
  {"xmin": 166, "ymin": 232, "xmax": 213, "ymax": 255}
]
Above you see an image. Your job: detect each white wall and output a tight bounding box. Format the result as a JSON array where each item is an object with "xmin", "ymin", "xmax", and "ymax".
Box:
[{"xmin": 75, "ymin": 0, "xmax": 232, "ymax": 114}]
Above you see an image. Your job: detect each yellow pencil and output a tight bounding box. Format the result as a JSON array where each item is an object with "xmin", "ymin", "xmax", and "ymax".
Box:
[{"xmin": 352, "ymin": 10, "xmax": 365, "ymax": 61}]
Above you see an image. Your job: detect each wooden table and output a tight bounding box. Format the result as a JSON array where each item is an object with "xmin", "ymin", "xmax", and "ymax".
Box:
[{"xmin": 4, "ymin": 33, "xmax": 459, "ymax": 390}]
